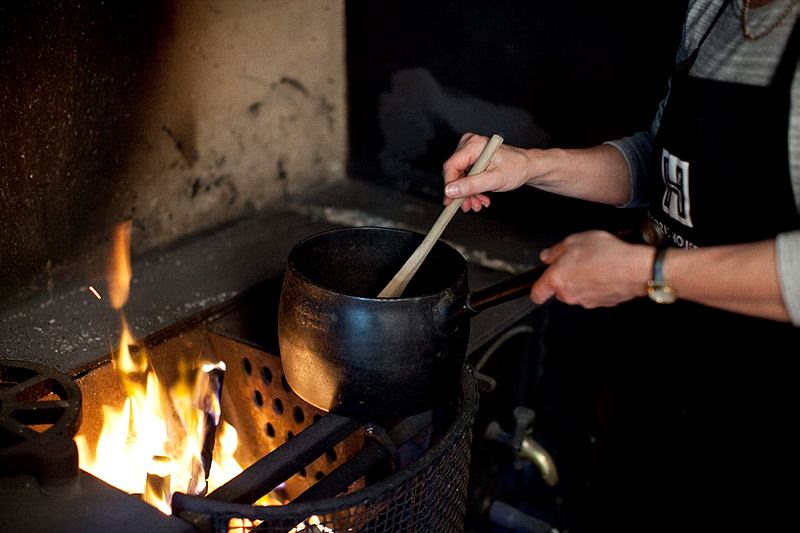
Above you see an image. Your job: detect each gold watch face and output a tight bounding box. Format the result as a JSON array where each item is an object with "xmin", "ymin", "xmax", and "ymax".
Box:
[{"xmin": 647, "ymin": 282, "xmax": 677, "ymax": 304}]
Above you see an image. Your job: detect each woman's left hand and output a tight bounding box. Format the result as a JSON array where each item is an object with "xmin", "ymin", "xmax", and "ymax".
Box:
[{"xmin": 531, "ymin": 230, "xmax": 654, "ymax": 308}]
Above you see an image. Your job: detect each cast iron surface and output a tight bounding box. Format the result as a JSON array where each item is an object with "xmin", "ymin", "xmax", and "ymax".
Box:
[
  {"xmin": 279, "ymin": 226, "xmax": 470, "ymax": 419},
  {"xmin": 173, "ymin": 365, "xmax": 479, "ymax": 533},
  {"xmin": 279, "ymin": 226, "xmax": 543, "ymax": 419},
  {"xmin": 0, "ymin": 469, "xmax": 196, "ymax": 533},
  {"xmin": 0, "ymin": 359, "xmax": 82, "ymax": 487}
]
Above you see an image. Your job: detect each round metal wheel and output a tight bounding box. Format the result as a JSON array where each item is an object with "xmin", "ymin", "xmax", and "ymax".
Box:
[
  {"xmin": 0, "ymin": 359, "xmax": 82, "ymax": 486},
  {"xmin": 0, "ymin": 359, "xmax": 81, "ymax": 445}
]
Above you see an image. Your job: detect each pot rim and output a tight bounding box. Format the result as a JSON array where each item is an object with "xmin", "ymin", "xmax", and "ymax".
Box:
[{"xmin": 285, "ymin": 226, "xmax": 468, "ymax": 302}]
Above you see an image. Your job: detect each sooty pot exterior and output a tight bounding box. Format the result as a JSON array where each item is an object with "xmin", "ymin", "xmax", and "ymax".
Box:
[{"xmin": 278, "ymin": 227, "xmax": 470, "ymax": 420}]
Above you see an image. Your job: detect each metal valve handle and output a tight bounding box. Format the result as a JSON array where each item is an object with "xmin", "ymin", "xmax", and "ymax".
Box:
[{"xmin": 0, "ymin": 359, "xmax": 82, "ymax": 488}]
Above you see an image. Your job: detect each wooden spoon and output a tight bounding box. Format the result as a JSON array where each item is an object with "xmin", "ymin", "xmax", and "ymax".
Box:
[{"xmin": 378, "ymin": 134, "xmax": 504, "ymax": 298}]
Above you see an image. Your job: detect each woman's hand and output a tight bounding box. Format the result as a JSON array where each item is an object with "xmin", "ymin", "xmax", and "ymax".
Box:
[
  {"xmin": 443, "ymin": 132, "xmax": 632, "ymax": 210},
  {"xmin": 442, "ymin": 132, "xmax": 535, "ymax": 212},
  {"xmin": 531, "ymin": 230, "xmax": 654, "ymax": 308}
]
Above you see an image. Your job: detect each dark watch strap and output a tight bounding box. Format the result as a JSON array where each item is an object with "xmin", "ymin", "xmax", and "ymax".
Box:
[{"xmin": 652, "ymin": 247, "xmax": 669, "ymax": 283}]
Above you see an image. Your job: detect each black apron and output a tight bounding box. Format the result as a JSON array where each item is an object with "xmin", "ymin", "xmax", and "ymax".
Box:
[{"xmin": 586, "ymin": 4, "xmax": 800, "ymax": 531}]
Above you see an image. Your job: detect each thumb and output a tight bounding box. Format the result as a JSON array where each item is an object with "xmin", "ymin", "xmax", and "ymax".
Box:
[{"xmin": 444, "ymin": 168, "xmax": 504, "ymax": 198}]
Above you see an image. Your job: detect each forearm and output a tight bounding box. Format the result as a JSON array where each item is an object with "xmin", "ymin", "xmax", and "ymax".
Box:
[
  {"xmin": 525, "ymin": 144, "xmax": 632, "ymax": 206},
  {"xmin": 663, "ymin": 239, "xmax": 791, "ymax": 322}
]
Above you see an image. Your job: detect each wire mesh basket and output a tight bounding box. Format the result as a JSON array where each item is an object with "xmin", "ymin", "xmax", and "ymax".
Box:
[{"xmin": 194, "ymin": 364, "xmax": 478, "ymax": 533}]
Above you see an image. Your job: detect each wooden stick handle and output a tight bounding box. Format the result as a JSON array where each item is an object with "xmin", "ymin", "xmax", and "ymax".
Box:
[{"xmin": 378, "ymin": 134, "xmax": 504, "ymax": 298}]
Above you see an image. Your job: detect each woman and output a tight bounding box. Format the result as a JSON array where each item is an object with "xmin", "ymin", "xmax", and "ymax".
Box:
[{"xmin": 443, "ymin": 0, "xmax": 799, "ymax": 530}]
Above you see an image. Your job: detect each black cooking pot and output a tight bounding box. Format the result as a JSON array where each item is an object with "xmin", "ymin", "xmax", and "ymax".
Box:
[{"xmin": 278, "ymin": 226, "xmax": 543, "ymax": 420}]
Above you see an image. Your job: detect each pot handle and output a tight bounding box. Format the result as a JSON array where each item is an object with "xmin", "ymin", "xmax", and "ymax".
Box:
[{"xmin": 449, "ymin": 266, "xmax": 547, "ymax": 324}]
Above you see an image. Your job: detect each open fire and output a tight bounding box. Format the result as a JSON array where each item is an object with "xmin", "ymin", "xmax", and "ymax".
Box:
[{"xmin": 74, "ymin": 221, "xmax": 245, "ymax": 514}]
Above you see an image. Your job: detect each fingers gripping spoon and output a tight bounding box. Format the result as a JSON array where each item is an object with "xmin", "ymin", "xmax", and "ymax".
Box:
[{"xmin": 378, "ymin": 134, "xmax": 504, "ymax": 298}]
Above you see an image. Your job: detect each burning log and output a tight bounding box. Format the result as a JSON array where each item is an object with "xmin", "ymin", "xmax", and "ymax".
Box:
[
  {"xmin": 144, "ymin": 455, "xmax": 172, "ymax": 509},
  {"xmin": 187, "ymin": 361, "xmax": 226, "ymax": 496},
  {"xmin": 75, "ymin": 221, "xmax": 246, "ymax": 514}
]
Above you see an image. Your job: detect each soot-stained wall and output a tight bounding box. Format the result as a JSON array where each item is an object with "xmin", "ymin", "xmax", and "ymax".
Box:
[{"xmin": 0, "ymin": 0, "xmax": 346, "ymax": 301}]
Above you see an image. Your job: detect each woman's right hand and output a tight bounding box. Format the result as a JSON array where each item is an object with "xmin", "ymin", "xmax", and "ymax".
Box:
[{"xmin": 442, "ymin": 132, "xmax": 535, "ymax": 212}]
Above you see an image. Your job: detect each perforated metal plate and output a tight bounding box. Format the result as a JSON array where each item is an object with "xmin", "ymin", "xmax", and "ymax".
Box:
[{"xmin": 207, "ymin": 332, "xmax": 363, "ymax": 501}]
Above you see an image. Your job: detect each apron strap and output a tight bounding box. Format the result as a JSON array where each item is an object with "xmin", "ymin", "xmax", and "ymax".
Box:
[
  {"xmin": 770, "ymin": 15, "xmax": 800, "ymax": 85},
  {"xmin": 678, "ymin": 0, "xmax": 734, "ymax": 72}
]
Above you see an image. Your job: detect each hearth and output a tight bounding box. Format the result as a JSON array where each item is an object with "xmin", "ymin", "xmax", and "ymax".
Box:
[{"xmin": 1, "ymin": 304, "xmax": 478, "ymax": 533}]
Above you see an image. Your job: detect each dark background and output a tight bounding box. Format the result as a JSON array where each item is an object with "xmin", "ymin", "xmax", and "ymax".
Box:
[{"xmin": 346, "ymin": 0, "xmax": 688, "ymax": 234}]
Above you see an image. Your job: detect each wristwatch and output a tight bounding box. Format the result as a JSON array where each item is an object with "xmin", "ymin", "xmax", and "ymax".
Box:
[{"xmin": 647, "ymin": 247, "xmax": 677, "ymax": 304}]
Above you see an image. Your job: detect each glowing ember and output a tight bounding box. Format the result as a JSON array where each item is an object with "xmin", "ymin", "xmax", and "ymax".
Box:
[
  {"xmin": 88, "ymin": 285, "xmax": 102, "ymax": 300},
  {"xmin": 228, "ymin": 517, "xmax": 260, "ymax": 532},
  {"xmin": 74, "ymin": 220, "xmax": 245, "ymax": 514},
  {"xmin": 227, "ymin": 514, "xmax": 334, "ymax": 533},
  {"xmin": 290, "ymin": 515, "xmax": 335, "ymax": 533}
]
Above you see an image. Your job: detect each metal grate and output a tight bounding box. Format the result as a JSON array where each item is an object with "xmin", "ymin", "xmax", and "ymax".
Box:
[
  {"xmin": 207, "ymin": 333, "xmax": 364, "ymax": 501},
  {"xmin": 203, "ymin": 334, "xmax": 478, "ymax": 533}
]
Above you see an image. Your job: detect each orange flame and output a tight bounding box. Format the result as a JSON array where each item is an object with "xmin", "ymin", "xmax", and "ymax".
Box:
[
  {"xmin": 75, "ymin": 221, "xmax": 245, "ymax": 514},
  {"xmin": 106, "ymin": 220, "xmax": 132, "ymax": 310}
]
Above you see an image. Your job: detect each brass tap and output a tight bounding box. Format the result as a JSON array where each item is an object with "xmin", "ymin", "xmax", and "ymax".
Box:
[
  {"xmin": 518, "ymin": 434, "xmax": 559, "ymax": 486},
  {"xmin": 484, "ymin": 406, "xmax": 559, "ymax": 487}
]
